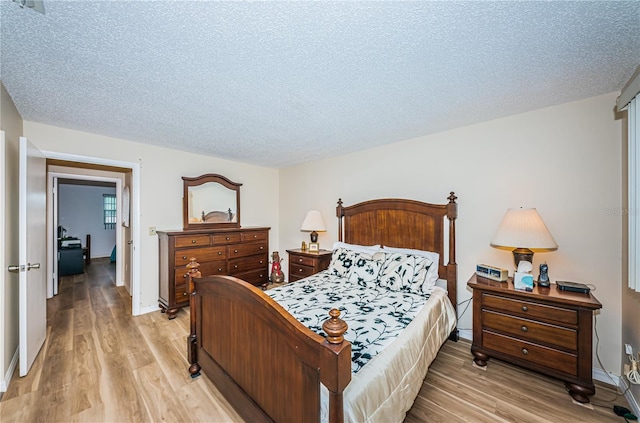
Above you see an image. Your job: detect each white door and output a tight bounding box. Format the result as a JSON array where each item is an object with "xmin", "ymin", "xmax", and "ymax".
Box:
[{"xmin": 18, "ymin": 137, "xmax": 47, "ymax": 376}]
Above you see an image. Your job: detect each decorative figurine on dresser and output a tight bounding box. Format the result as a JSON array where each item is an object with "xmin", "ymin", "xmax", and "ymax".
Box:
[
  {"xmin": 157, "ymin": 174, "xmax": 270, "ymax": 319},
  {"xmin": 270, "ymin": 251, "xmax": 284, "ymax": 284}
]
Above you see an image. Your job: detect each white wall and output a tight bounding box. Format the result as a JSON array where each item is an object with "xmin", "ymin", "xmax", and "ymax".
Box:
[
  {"xmin": 24, "ymin": 122, "xmax": 280, "ymax": 312},
  {"xmin": 58, "ymin": 184, "xmax": 117, "ymax": 258},
  {"xmin": 280, "ymin": 92, "xmax": 623, "ymax": 377},
  {"xmin": 0, "ymin": 83, "xmax": 23, "ymax": 391}
]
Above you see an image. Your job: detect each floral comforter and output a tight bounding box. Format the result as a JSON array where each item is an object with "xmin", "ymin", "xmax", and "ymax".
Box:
[{"xmin": 266, "ymin": 270, "xmax": 431, "ymax": 373}]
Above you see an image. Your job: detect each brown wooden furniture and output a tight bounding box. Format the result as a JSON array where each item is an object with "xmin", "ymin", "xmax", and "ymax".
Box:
[
  {"xmin": 187, "ymin": 194, "xmax": 458, "ymax": 423},
  {"xmin": 182, "ymin": 174, "xmax": 241, "ymax": 230},
  {"xmin": 468, "ymin": 273, "xmax": 602, "ymax": 403},
  {"xmin": 286, "ymin": 248, "xmax": 332, "ymax": 282},
  {"xmin": 157, "ymin": 227, "xmax": 269, "ymax": 319},
  {"xmin": 83, "ymin": 234, "xmax": 91, "ymax": 265}
]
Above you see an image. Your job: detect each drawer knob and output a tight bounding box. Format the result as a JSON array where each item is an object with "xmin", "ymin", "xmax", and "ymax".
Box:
[
  {"xmin": 192, "ymin": 240, "xmax": 196, "ymax": 244},
  {"xmin": 253, "ymin": 235, "xmax": 257, "ymax": 238},
  {"xmin": 521, "ymin": 305, "xmax": 528, "ymax": 312},
  {"xmin": 298, "ymin": 258, "xmax": 303, "ymax": 262},
  {"xmin": 234, "ymin": 249, "xmax": 238, "ymax": 253},
  {"xmin": 259, "ymin": 246, "xmax": 264, "ymax": 250},
  {"xmin": 226, "ymin": 237, "xmax": 230, "ymax": 240},
  {"xmin": 183, "ymin": 273, "xmax": 188, "ymax": 279},
  {"xmin": 182, "ymin": 255, "xmax": 187, "ymax": 260},
  {"xmin": 183, "ymin": 292, "xmax": 188, "ymax": 296},
  {"xmin": 259, "ymin": 260, "xmax": 264, "ymax": 264},
  {"xmin": 218, "ymin": 268, "xmax": 222, "ymax": 272},
  {"xmin": 259, "ymin": 274, "xmax": 263, "ymax": 278},
  {"xmin": 234, "ymin": 265, "xmax": 238, "ymax": 269},
  {"xmin": 521, "ymin": 326, "xmax": 528, "ymax": 333},
  {"xmin": 522, "ymin": 348, "xmax": 529, "ymax": 355},
  {"xmin": 218, "ymin": 251, "xmax": 222, "ymax": 255},
  {"xmin": 299, "ymin": 268, "xmax": 303, "ymax": 272}
]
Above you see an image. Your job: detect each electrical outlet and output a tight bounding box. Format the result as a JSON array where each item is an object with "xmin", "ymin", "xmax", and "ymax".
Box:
[
  {"xmin": 149, "ymin": 226, "xmax": 157, "ymax": 236},
  {"xmin": 626, "ymin": 344, "xmax": 634, "ymax": 355}
]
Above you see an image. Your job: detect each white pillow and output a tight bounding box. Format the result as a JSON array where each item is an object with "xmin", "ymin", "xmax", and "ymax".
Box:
[
  {"xmin": 332, "ymin": 241, "xmax": 382, "ymax": 255},
  {"xmin": 328, "ymin": 247, "xmax": 359, "ymax": 278},
  {"xmin": 382, "ymin": 246, "xmax": 439, "ymax": 288},
  {"xmin": 377, "ymin": 252, "xmax": 433, "ymax": 294},
  {"xmin": 347, "ymin": 252, "xmax": 384, "ymax": 287}
]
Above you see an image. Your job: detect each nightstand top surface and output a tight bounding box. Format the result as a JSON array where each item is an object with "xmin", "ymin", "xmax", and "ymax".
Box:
[
  {"xmin": 467, "ymin": 273, "xmax": 602, "ymax": 309},
  {"xmin": 286, "ymin": 248, "xmax": 332, "ymax": 257}
]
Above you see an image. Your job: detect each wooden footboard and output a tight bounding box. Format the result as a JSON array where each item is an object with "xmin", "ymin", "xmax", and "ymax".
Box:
[{"xmin": 186, "ymin": 259, "xmax": 351, "ymax": 423}]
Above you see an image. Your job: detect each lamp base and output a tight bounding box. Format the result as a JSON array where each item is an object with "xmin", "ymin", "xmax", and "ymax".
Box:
[
  {"xmin": 310, "ymin": 231, "xmax": 318, "ymax": 243},
  {"xmin": 512, "ymin": 248, "xmax": 534, "ymax": 270}
]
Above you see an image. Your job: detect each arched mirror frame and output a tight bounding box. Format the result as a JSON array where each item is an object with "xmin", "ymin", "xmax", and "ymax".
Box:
[{"xmin": 182, "ymin": 174, "xmax": 242, "ymax": 230}]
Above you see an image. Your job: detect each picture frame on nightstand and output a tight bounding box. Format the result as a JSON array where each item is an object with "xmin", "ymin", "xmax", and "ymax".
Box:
[{"xmin": 308, "ymin": 242, "xmax": 319, "ymax": 252}]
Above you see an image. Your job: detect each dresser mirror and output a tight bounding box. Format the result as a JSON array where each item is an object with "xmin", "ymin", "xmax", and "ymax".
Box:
[{"xmin": 182, "ymin": 174, "xmax": 242, "ymax": 230}]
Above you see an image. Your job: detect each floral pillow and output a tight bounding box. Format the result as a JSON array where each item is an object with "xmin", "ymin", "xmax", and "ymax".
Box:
[
  {"xmin": 328, "ymin": 247, "xmax": 359, "ymax": 278},
  {"xmin": 377, "ymin": 252, "xmax": 433, "ymax": 294},
  {"xmin": 348, "ymin": 252, "xmax": 385, "ymax": 287}
]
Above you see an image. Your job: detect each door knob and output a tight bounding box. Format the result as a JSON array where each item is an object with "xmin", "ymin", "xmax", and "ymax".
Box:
[
  {"xmin": 8, "ymin": 265, "xmax": 22, "ymax": 272},
  {"xmin": 27, "ymin": 263, "xmax": 40, "ymax": 270}
]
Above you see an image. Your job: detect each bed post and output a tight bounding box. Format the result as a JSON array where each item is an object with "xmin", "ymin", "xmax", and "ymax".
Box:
[
  {"xmin": 336, "ymin": 198, "xmax": 344, "ymax": 242},
  {"xmin": 321, "ymin": 308, "xmax": 351, "ymax": 423},
  {"xmin": 446, "ymin": 192, "xmax": 459, "ymax": 341},
  {"xmin": 186, "ymin": 258, "xmax": 202, "ymax": 378}
]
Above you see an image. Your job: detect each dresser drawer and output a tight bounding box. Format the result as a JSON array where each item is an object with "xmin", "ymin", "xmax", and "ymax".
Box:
[
  {"xmin": 229, "ymin": 242, "xmax": 267, "ymax": 258},
  {"xmin": 174, "ymin": 234, "xmax": 210, "ymax": 248},
  {"xmin": 229, "ymin": 255, "xmax": 268, "ymax": 275},
  {"xmin": 241, "ymin": 231, "xmax": 268, "ymax": 242},
  {"xmin": 483, "ymin": 293, "xmax": 577, "ymax": 325},
  {"xmin": 235, "ymin": 267, "xmax": 268, "ymax": 286},
  {"xmin": 483, "ymin": 310, "xmax": 577, "ymax": 351},
  {"xmin": 174, "ymin": 261, "xmax": 227, "ymax": 283},
  {"xmin": 211, "ymin": 233, "xmax": 242, "ymax": 244},
  {"xmin": 483, "ymin": 330, "xmax": 577, "ymax": 376},
  {"xmin": 175, "ymin": 246, "xmax": 227, "ymax": 265},
  {"xmin": 175, "ymin": 283, "xmax": 190, "ymax": 304}
]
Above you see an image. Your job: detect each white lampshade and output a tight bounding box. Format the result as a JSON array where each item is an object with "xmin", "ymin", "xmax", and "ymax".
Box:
[
  {"xmin": 490, "ymin": 208, "xmax": 558, "ymax": 250},
  {"xmin": 301, "ymin": 210, "xmax": 326, "ymax": 232}
]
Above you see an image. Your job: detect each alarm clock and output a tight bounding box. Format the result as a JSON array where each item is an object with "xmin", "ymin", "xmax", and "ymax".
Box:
[{"xmin": 476, "ymin": 264, "xmax": 509, "ymax": 282}]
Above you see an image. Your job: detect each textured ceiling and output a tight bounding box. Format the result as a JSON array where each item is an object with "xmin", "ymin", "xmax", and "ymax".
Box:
[{"xmin": 1, "ymin": 1, "xmax": 639, "ymax": 168}]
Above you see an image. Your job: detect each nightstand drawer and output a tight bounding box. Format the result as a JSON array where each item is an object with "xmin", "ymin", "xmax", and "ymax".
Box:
[
  {"xmin": 291, "ymin": 255, "xmax": 316, "ymax": 267},
  {"xmin": 483, "ymin": 310, "xmax": 577, "ymax": 350},
  {"xmin": 175, "ymin": 246, "xmax": 227, "ymax": 265},
  {"xmin": 291, "ymin": 264, "xmax": 315, "ymax": 279},
  {"xmin": 483, "ymin": 293, "xmax": 577, "ymax": 325},
  {"xmin": 483, "ymin": 330, "xmax": 577, "ymax": 376},
  {"xmin": 174, "ymin": 235, "xmax": 211, "ymax": 248}
]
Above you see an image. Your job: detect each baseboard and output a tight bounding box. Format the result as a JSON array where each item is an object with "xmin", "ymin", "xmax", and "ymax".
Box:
[
  {"xmin": 592, "ymin": 367, "xmax": 621, "ymax": 387},
  {"xmin": 0, "ymin": 348, "xmax": 19, "ymax": 392},
  {"xmin": 139, "ymin": 304, "xmax": 160, "ymax": 316},
  {"xmin": 619, "ymin": 375, "xmax": 640, "ymax": 416},
  {"xmin": 458, "ymin": 329, "xmax": 472, "ymax": 341}
]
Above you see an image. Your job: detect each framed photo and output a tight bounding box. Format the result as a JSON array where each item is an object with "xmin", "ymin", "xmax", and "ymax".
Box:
[{"xmin": 309, "ymin": 242, "xmax": 319, "ymax": 252}]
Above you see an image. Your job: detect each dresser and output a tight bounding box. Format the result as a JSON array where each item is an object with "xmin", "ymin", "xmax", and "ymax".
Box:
[
  {"xmin": 158, "ymin": 227, "xmax": 270, "ymax": 319},
  {"xmin": 286, "ymin": 249, "xmax": 332, "ymax": 283},
  {"xmin": 468, "ymin": 273, "xmax": 602, "ymax": 403}
]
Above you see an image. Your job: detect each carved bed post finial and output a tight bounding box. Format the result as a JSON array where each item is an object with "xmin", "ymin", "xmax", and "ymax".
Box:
[
  {"xmin": 323, "ymin": 308, "xmax": 348, "ymax": 344},
  {"xmin": 336, "ymin": 199, "xmax": 344, "ymax": 242},
  {"xmin": 186, "ymin": 258, "xmax": 202, "ymax": 378}
]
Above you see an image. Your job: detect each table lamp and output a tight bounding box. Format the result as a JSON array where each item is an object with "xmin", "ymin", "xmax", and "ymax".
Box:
[
  {"xmin": 490, "ymin": 208, "xmax": 558, "ymax": 273},
  {"xmin": 301, "ymin": 210, "xmax": 326, "ymax": 251}
]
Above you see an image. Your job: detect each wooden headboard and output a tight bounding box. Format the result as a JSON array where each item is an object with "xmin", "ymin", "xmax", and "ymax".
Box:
[{"xmin": 336, "ymin": 193, "xmax": 458, "ymax": 310}]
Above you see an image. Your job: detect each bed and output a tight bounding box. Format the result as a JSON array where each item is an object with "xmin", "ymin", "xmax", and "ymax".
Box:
[{"xmin": 186, "ymin": 193, "xmax": 459, "ymax": 423}]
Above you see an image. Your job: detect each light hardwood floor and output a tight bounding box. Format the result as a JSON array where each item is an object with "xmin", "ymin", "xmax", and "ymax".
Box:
[{"xmin": 0, "ymin": 260, "xmax": 630, "ymax": 422}]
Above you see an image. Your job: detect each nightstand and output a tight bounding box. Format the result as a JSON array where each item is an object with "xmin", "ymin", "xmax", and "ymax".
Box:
[
  {"xmin": 468, "ymin": 273, "xmax": 602, "ymax": 403},
  {"xmin": 286, "ymin": 249, "xmax": 332, "ymax": 282}
]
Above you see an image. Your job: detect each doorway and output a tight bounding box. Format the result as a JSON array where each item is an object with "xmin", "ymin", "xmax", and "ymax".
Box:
[{"xmin": 43, "ymin": 153, "xmax": 141, "ymax": 316}]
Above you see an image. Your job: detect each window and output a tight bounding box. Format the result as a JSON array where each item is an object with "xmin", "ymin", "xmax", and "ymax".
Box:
[
  {"xmin": 618, "ymin": 66, "xmax": 640, "ymax": 292},
  {"xmin": 103, "ymin": 194, "xmax": 116, "ymax": 230}
]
